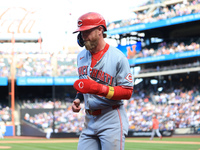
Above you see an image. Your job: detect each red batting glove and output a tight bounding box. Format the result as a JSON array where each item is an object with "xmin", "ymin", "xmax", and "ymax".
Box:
[{"xmin": 73, "ymin": 79, "xmax": 109, "ymax": 96}]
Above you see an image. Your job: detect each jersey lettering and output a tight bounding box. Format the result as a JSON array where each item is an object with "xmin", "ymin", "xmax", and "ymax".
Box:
[
  {"xmin": 97, "ymin": 70, "xmax": 102, "ymax": 79},
  {"xmin": 109, "ymin": 76, "xmax": 113, "ymax": 85},
  {"xmin": 78, "ymin": 66, "xmax": 113, "ymax": 85},
  {"xmin": 91, "ymin": 68, "xmax": 98, "ymax": 78},
  {"xmin": 78, "ymin": 66, "xmax": 88, "ymax": 76},
  {"xmin": 100, "ymin": 71, "xmax": 105, "ymax": 82},
  {"xmin": 91, "ymin": 68, "xmax": 113, "ymax": 85},
  {"xmin": 105, "ymin": 73, "xmax": 110, "ymax": 83}
]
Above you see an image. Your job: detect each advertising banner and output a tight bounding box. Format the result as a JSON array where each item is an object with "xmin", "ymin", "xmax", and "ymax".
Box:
[{"xmin": 16, "ymin": 76, "xmax": 79, "ymax": 86}]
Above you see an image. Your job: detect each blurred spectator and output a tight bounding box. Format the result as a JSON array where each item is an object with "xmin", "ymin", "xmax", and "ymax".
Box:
[{"xmin": 0, "ymin": 107, "xmax": 11, "ymax": 122}]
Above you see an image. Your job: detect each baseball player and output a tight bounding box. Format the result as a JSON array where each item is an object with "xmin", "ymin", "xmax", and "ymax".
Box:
[
  {"xmin": 72, "ymin": 12, "xmax": 133, "ymax": 150},
  {"xmin": 150, "ymin": 115, "xmax": 162, "ymax": 140}
]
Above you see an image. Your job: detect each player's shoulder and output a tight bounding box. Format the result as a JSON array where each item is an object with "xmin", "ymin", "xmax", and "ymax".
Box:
[
  {"xmin": 108, "ymin": 45, "xmax": 127, "ymax": 58},
  {"xmin": 77, "ymin": 48, "xmax": 88, "ymax": 58}
]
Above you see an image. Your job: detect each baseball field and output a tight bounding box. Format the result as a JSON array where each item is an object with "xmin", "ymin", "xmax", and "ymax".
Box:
[{"xmin": 0, "ymin": 135, "xmax": 199, "ymax": 150}]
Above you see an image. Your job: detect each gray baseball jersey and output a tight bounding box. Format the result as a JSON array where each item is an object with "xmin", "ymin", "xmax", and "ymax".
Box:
[{"xmin": 76, "ymin": 43, "xmax": 133, "ymax": 150}]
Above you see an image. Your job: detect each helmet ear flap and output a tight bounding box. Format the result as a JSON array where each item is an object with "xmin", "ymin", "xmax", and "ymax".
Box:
[{"xmin": 77, "ymin": 33, "xmax": 84, "ymax": 47}]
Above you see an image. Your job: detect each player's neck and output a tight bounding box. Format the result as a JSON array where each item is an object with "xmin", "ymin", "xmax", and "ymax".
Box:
[{"xmin": 90, "ymin": 40, "xmax": 106, "ymax": 53}]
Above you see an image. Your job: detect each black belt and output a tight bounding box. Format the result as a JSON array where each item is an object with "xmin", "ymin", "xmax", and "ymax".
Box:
[{"xmin": 86, "ymin": 105, "xmax": 120, "ymax": 116}]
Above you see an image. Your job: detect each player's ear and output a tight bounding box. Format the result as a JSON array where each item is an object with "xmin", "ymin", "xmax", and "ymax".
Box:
[
  {"xmin": 77, "ymin": 32, "xmax": 84, "ymax": 47},
  {"xmin": 99, "ymin": 25, "xmax": 107, "ymax": 38}
]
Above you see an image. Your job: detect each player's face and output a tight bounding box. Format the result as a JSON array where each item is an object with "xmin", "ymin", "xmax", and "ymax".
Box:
[{"xmin": 81, "ymin": 27, "xmax": 100, "ymax": 51}]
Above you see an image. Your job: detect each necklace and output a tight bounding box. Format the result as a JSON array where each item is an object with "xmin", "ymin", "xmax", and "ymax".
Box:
[{"xmin": 91, "ymin": 50, "xmax": 103, "ymax": 62}]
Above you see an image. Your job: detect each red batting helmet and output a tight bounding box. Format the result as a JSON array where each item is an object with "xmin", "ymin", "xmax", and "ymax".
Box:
[{"xmin": 73, "ymin": 12, "xmax": 107, "ymax": 33}]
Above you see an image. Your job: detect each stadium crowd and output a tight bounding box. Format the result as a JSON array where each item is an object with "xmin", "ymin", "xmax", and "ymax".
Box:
[
  {"xmin": 127, "ymin": 86, "xmax": 200, "ymax": 131},
  {"xmin": 138, "ymin": 40, "xmax": 200, "ymax": 58},
  {"xmin": 20, "ymin": 99, "xmax": 64, "ymax": 109},
  {"xmin": 0, "ymin": 39, "xmax": 199, "ymax": 77},
  {"xmin": 21, "ymin": 86, "xmax": 200, "ymax": 133},
  {"xmin": 107, "ymin": 0, "xmax": 200, "ymax": 30},
  {"xmin": 0, "ymin": 54, "xmax": 78, "ymax": 77},
  {"xmin": 23, "ymin": 102, "xmax": 85, "ymax": 133}
]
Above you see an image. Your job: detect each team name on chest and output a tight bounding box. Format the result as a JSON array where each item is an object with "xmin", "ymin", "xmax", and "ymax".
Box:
[{"xmin": 78, "ymin": 66, "xmax": 113, "ymax": 85}]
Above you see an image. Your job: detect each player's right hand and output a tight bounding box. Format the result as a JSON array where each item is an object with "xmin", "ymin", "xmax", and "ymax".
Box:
[{"xmin": 72, "ymin": 99, "xmax": 81, "ymax": 112}]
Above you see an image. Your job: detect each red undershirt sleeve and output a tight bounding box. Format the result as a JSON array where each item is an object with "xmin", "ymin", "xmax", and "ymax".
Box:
[{"xmin": 111, "ymin": 86, "xmax": 133, "ymax": 100}]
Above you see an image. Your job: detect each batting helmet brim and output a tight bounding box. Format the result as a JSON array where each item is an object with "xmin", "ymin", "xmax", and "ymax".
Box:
[{"xmin": 73, "ymin": 25, "xmax": 99, "ymax": 34}]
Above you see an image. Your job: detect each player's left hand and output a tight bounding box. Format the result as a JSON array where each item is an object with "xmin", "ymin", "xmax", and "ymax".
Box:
[{"xmin": 72, "ymin": 99, "xmax": 81, "ymax": 112}]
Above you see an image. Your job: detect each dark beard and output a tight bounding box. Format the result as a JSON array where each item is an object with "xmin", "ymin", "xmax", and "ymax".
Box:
[{"xmin": 84, "ymin": 39, "xmax": 98, "ymax": 50}]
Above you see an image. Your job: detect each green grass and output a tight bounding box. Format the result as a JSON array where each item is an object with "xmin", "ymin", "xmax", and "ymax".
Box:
[
  {"xmin": 125, "ymin": 142, "xmax": 200, "ymax": 150},
  {"xmin": 0, "ymin": 137, "xmax": 199, "ymax": 150},
  {"xmin": 126, "ymin": 137, "xmax": 200, "ymax": 142},
  {"xmin": 0, "ymin": 143, "xmax": 76, "ymax": 150}
]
